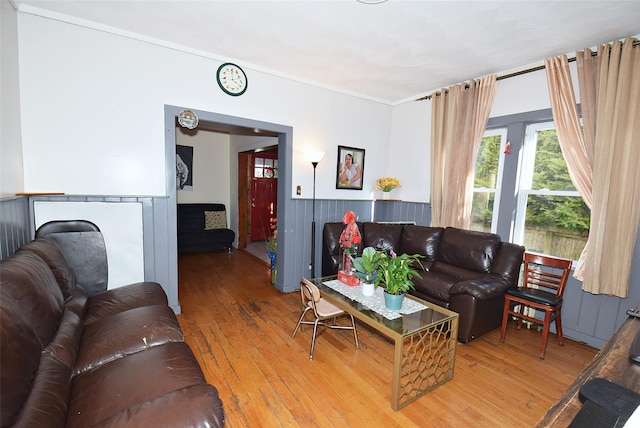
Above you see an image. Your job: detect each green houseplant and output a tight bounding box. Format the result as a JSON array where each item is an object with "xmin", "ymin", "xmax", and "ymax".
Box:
[
  {"xmin": 353, "ymin": 247, "xmax": 382, "ymax": 296},
  {"xmin": 377, "ymin": 250, "xmax": 424, "ymax": 309}
]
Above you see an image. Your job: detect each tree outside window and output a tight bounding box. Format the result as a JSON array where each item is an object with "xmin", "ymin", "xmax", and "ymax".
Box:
[
  {"xmin": 515, "ymin": 123, "xmax": 590, "ymax": 260},
  {"xmin": 471, "ymin": 119, "xmax": 590, "ymax": 261}
]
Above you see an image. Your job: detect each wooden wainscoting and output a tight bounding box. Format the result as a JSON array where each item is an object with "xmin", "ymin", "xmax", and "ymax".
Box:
[{"xmin": 177, "ymin": 250, "xmax": 597, "ymax": 427}]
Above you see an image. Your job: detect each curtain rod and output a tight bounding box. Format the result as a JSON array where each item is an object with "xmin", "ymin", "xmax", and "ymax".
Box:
[{"xmin": 416, "ymin": 39, "xmax": 639, "ymax": 101}]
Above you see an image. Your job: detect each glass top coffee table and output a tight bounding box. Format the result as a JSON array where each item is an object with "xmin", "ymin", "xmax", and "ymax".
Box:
[{"xmin": 308, "ymin": 276, "xmax": 459, "ymax": 410}]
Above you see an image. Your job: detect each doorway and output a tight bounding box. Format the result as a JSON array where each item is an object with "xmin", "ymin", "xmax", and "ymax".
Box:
[
  {"xmin": 165, "ymin": 105, "xmax": 297, "ymax": 292},
  {"xmin": 237, "ymin": 147, "xmax": 278, "ymax": 264}
]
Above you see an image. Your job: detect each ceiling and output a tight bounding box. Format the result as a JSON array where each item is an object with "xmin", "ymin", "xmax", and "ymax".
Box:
[{"xmin": 13, "ymin": 0, "xmax": 640, "ymax": 105}]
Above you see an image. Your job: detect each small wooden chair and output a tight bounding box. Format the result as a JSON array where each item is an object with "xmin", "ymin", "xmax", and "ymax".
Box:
[
  {"xmin": 500, "ymin": 252, "xmax": 572, "ymax": 359},
  {"xmin": 291, "ymin": 277, "xmax": 358, "ymax": 360}
]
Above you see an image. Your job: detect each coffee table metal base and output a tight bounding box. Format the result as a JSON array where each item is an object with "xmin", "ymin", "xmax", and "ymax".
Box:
[{"xmin": 392, "ymin": 317, "xmax": 457, "ymax": 410}]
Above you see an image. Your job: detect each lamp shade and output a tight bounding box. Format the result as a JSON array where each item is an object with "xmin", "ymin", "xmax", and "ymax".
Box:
[{"xmin": 306, "ymin": 151, "xmax": 325, "ymax": 164}]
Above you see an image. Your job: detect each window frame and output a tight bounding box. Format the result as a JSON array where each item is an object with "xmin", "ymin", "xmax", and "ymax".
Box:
[
  {"xmin": 471, "ymin": 127, "xmax": 508, "ymax": 234},
  {"xmin": 512, "ymin": 121, "xmax": 586, "ymax": 259}
]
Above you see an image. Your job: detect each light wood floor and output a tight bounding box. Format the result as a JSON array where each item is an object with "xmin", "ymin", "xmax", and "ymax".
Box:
[{"xmin": 176, "ymin": 249, "xmax": 598, "ymax": 428}]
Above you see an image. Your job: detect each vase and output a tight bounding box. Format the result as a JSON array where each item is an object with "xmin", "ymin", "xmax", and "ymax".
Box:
[
  {"xmin": 384, "ymin": 291, "xmax": 404, "ymax": 310},
  {"xmin": 362, "ymin": 282, "xmax": 375, "ymax": 297},
  {"xmin": 339, "ymin": 247, "xmax": 358, "ymax": 274},
  {"xmin": 382, "ymin": 191, "xmax": 390, "ymax": 200}
]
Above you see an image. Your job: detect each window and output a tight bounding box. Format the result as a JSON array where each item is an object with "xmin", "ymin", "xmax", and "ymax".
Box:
[
  {"xmin": 470, "ymin": 128, "xmax": 507, "ymax": 233},
  {"xmin": 513, "ymin": 122, "xmax": 589, "ymax": 260},
  {"xmin": 253, "ymin": 156, "xmax": 278, "ymax": 179}
]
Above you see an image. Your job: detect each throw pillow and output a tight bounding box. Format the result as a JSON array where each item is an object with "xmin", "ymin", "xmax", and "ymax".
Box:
[{"xmin": 204, "ymin": 211, "xmax": 227, "ymax": 230}]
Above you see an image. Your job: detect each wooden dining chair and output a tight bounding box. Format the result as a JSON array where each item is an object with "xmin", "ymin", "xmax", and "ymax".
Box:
[
  {"xmin": 291, "ymin": 277, "xmax": 358, "ymax": 360},
  {"xmin": 500, "ymin": 252, "xmax": 572, "ymax": 359}
]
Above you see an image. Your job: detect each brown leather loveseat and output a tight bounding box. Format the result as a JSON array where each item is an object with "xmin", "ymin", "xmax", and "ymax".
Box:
[
  {"xmin": 323, "ymin": 222, "xmax": 525, "ymax": 343},
  {"xmin": 0, "ymin": 234, "xmax": 224, "ymax": 427}
]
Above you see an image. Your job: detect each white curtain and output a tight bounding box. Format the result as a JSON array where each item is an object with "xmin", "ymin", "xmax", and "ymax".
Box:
[
  {"xmin": 546, "ymin": 37, "xmax": 640, "ymax": 297},
  {"xmin": 430, "ymin": 75, "xmax": 497, "ymax": 228}
]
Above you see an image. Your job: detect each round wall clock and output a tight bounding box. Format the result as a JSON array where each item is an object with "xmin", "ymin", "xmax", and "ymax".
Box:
[{"xmin": 216, "ymin": 62, "xmax": 248, "ymax": 96}]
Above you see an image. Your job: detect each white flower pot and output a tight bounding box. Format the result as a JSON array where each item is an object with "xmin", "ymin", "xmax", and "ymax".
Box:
[{"xmin": 362, "ymin": 282, "xmax": 375, "ymax": 297}]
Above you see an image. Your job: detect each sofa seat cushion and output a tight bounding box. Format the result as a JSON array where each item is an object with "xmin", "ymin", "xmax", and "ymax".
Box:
[
  {"xmin": 506, "ymin": 287, "xmax": 563, "ymax": 306},
  {"xmin": 68, "ymin": 342, "xmax": 208, "ymax": 428},
  {"xmin": 436, "ymin": 227, "xmax": 501, "ymax": 273},
  {"xmin": 93, "ymin": 383, "xmax": 225, "ymax": 428},
  {"xmin": 412, "ymin": 272, "xmax": 459, "ymax": 302},
  {"xmin": 84, "ymin": 281, "xmax": 168, "ymax": 325},
  {"xmin": 74, "ymin": 305, "xmax": 184, "ymax": 375}
]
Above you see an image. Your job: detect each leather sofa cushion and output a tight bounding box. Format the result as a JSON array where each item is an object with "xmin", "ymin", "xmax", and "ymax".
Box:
[
  {"xmin": 68, "ymin": 342, "xmax": 209, "ymax": 427},
  {"xmin": 95, "ymin": 383, "xmax": 225, "ymax": 428},
  {"xmin": 436, "ymin": 227, "xmax": 501, "ymax": 273},
  {"xmin": 400, "ymin": 226, "xmax": 444, "ymax": 262},
  {"xmin": 323, "ymin": 222, "xmax": 346, "ymax": 256},
  {"xmin": 0, "ymin": 252, "xmax": 67, "ymax": 427},
  {"xmin": 0, "ymin": 252, "xmax": 65, "ymax": 347},
  {"xmin": 412, "ymin": 272, "xmax": 459, "ymax": 302},
  {"xmin": 43, "ymin": 309, "xmax": 83, "ymax": 370},
  {"xmin": 74, "ymin": 305, "xmax": 184, "ymax": 375},
  {"xmin": 11, "ymin": 354, "xmax": 72, "ymax": 428},
  {"xmin": 84, "ymin": 281, "xmax": 168, "ymax": 325},
  {"xmin": 0, "ymin": 286, "xmax": 44, "ymax": 427},
  {"xmin": 362, "ymin": 223, "xmax": 403, "ymax": 253},
  {"xmin": 17, "ymin": 237, "xmax": 78, "ymax": 302}
]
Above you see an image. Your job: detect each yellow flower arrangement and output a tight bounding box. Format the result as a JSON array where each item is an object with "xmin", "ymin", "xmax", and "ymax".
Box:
[{"xmin": 375, "ymin": 177, "xmax": 401, "ymax": 192}]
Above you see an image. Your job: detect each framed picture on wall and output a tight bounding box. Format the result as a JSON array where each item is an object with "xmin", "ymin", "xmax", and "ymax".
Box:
[
  {"xmin": 176, "ymin": 145, "xmax": 193, "ymax": 191},
  {"xmin": 336, "ymin": 145, "xmax": 365, "ymax": 190}
]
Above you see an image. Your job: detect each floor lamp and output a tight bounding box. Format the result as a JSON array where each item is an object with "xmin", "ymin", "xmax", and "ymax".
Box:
[{"xmin": 308, "ymin": 151, "xmax": 324, "ymax": 278}]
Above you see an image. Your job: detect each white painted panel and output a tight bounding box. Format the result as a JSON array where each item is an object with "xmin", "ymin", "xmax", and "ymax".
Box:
[{"xmin": 33, "ymin": 201, "xmax": 144, "ymax": 289}]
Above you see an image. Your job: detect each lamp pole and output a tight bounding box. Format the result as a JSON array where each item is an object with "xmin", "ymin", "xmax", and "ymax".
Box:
[{"xmin": 310, "ymin": 161, "xmax": 319, "ymax": 278}]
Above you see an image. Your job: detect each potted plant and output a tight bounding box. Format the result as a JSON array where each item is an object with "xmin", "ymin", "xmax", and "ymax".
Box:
[
  {"xmin": 353, "ymin": 247, "xmax": 381, "ymax": 296},
  {"xmin": 377, "ymin": 250, "xmax": 424, "ymax": 310},
  {"xmin": 374, "ymin": 177, "xmax": 401, "ymax": 199},
  {"xmin": 266, "ymin": 236, "xmax": 277, "ymax": 284}
]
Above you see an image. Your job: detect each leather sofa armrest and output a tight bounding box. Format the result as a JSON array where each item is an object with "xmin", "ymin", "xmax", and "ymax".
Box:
[{"xmin": 449, "ymin": 274, "xmax": 511, "ymax": 300}]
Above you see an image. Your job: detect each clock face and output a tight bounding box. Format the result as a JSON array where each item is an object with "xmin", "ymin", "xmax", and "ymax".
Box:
[{"xmin": 216, "ymin": 63, "xmax": 248, "ymax": 96}]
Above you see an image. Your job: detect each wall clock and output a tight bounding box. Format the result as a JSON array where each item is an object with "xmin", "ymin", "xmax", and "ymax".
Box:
[{"xmin": 216, "ymin": 63, "xmax": 248, "ymax": 96}]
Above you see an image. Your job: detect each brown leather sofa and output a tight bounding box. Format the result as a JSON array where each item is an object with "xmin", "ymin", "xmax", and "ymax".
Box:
[
  {"xmin": 322, "ymin": 222, "xmax": 525, "ymax": 343},
  {"xmin": 0, "ymin": 236, "xmax": 225, "ymax": 427}
]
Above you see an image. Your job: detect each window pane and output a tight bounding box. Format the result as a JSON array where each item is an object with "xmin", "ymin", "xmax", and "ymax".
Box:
[
  {"xmin": 474, "ymin": 134, "xmax": 501, "ymax": 189},
  {"xmin": 470, "ymin": 191, "xmax": 495, "ymax": 233},
  {"xmin": 532, "ymin": 129, "xmax": 575, "ymax": 191},
  {"xmin": 523, "ymin": 194, "xmax": 589, "ymax": 260},
  {"xmin": 471, "ymin": 130, "xmax": 505, "ymax": 234}
]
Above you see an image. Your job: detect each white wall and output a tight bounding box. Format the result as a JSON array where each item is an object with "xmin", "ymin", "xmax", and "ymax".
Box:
[
  {"xmin": 175, "ymin": 128, "xmax": 231, "ymax": 209},
  {"xmin": 33, "ymin": 201, "xmax": 144, "ymax": 289},
  {"xmin": 1, "ymin": 3, "xmax": 24, "ymax": 197},
  {"xmin": 17, "ymin": 12, "xmax": 392, "ymax": 201}
]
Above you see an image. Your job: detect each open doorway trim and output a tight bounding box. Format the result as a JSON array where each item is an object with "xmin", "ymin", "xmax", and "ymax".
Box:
[{"xmin": 164, "ymin": 105, "xmax": 294, "ymax": 292}]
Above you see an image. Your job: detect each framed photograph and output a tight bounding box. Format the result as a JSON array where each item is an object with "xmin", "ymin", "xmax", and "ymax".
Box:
[
  {"xmin": 176, "ymin": 145, "xmax": 193, "ymax": 191},
  {"xmin": 336, "ymin": 145, "xmax": 365, "ymax": 190}
]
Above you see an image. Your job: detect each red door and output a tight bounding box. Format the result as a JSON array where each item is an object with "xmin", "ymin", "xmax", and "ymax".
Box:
[{"xmin": 250, "ymin": 154, "xmax": 277, "ymax": 241}]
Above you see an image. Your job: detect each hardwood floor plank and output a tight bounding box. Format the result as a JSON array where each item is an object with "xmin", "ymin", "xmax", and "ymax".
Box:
[{"xmin": 177, "ymin": 250, "xmax": 598, "ymax": 427}]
